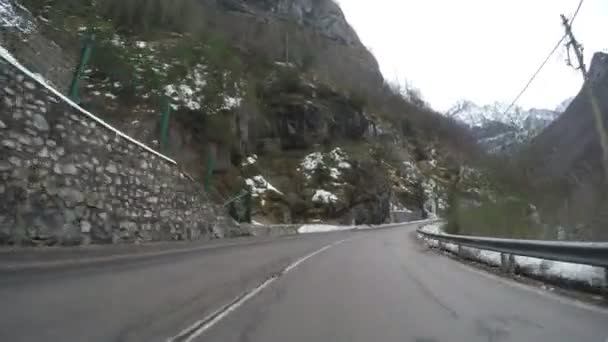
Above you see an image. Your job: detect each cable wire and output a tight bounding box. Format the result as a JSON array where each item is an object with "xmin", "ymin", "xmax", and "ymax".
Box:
[{"xmin": 500, "ymin": 0, "xmax": 584, "ymax": 117}]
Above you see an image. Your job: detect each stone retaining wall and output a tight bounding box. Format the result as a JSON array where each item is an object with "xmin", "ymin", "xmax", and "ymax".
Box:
[{"xmin": 0, "ymin": 54, "xmax": 244, "ymax": 246}]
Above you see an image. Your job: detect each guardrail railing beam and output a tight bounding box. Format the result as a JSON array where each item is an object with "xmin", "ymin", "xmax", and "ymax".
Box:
[{"xmin": 418, "ymin": 228, "xmax": 608, "ymax": 268}]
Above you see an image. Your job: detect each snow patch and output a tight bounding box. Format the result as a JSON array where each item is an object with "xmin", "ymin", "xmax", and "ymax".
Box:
[
  {"xmin": 298, "ymin": 224, "xmax": 352, "ymax": 234},
  {"xmin": 444, "ymin": 242, "xmax": 459, "ymax": 253},
  {"xmin": 245, "ymin": 175, "xmax": 283, "ymax": 196},
  {"xmin": 242, "ymin": 155, "xmax": 258, "ymax": 167},
  {"xmin": 0, "ymin": 0, "xmax": 35, "ymax": 33},
  {"xmin": 329, "ymin": 167, "xmax": 341, "ymax": 180},
  {"xmin": 274, "ymin": 61, "xmax": 296, "ymax": 68},
  {"xmin": 423, "ymin": 237, "xmax": 440, "ymax": 248},
  {"xmin": 544, "ymin": 261, "xmax": 605, "ymax": 286},
  {"xmin": 514, "ymin": 256, "xmax": 606, "ymax": 286},
  {"xmin": 477, "ymin": 250, "xmax": 502, "ymax": 266},
  {"xmin": 329, "ymin": 147, "xmax": 347, "ymax": 164},
  {"xmin": 111, "ymin": 34, "xmax": 125, "ymax": 47},
  {"xmin": 222, "ymin": 95, "xmax": 242, "ymax": 110},
  {"xmin": 420, "ymin": 222, "xmax": 444, "ymax": 235},
  {"xmin": 165, "ymin": 64, "xmax": 208, "ymax": 111},
  {"xmin": 301, "ymin": 152, "xmax": 324, "ymax": 171},
  {"xmin": 312, "ymin": 189, "xmax": 338, "ymax": 204},
  {"xmin": 300, "ymin": 148, "xmax": 351, "ymax": 180}
]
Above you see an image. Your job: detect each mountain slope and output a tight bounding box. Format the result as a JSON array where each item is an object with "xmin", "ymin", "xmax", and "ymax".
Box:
[
  {"xmin": 0, "ymin": 0, "xmax": 480, "ymax": 227},
  {"xmin": 524, "ymin": 52, "xmax": 608, "ymax": 240}
]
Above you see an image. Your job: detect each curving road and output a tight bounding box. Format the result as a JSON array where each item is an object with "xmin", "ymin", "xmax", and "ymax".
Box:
[{"xmin": 1, "ymin": 222, "xmax": 607, "ymax": 342}]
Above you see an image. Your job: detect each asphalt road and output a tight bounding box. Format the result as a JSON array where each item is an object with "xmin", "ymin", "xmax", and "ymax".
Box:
[{"xmin": 1, "ymin": 223, "xmax": 607, "ymax": 342}]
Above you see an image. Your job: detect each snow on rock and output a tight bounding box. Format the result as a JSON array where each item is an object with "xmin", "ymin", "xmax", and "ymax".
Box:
[
  {"xmin": 338, "ymin": 161, "xmax": 351, "ymax": 169},
  {"xmin": 390, "ymin": 202, "xmax": 413, "ymax": 213},
  {"xmin": 242, "ymin": 154, "xmax": 258, "ymax": 167},
  {"xmin": 329, "ymin": 147, "xmax": 349, "ymax": 166},
  {"xmin": 245, "ymin": 175, "xmax": 283, "ymax": 196},
  {"xmin": 423, "ymin": 178, "xmax": 447, "ymax": 213},
  {"xmin": 329, "ymin": 167, "xmax": 341, "ymax": 180},
  {"xmin": 165, "ymin": 63, "xmax": 208, "ymax": 111},
  {"xmin": 301, "ymin": 152, "xmax": 324, "ymax": 172},
  {"xmin": 111, "ymin": 34, "xmax": 126, "ymax": 47},
  {"xmin": 0, "ymin": 0, "xmax": 35, "ymax": 33},
  {"xmin": 298, "ymin": 224, "xmax": 352, "ymax": 234},
  {"xmin": 300, "ymin": 148, "xmax": 351, "ymax": 180},
  {"xmin": 222, "ymin": 95, "xmax": 242, "ymax": 110},
  {"xmin": 312, "ymin": 189, "xmax": 338, "ymax": 204},
  {"xmin": 402, "ymin": 161, "xmax": 423, "ymax": 184}
]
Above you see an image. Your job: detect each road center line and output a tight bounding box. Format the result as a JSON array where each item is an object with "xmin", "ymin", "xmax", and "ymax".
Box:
[{"xmin": 168, "ymin": 238, "xmax": 350, "ymax": 342}]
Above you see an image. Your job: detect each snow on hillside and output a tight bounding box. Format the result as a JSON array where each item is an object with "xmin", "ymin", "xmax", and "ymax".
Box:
[{"xmin": 0, "ymin": 0, "xmax": 35, "ymax": 33}]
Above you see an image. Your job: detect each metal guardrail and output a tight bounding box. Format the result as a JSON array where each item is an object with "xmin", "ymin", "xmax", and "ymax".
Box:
[{"xmin": 417, "ymin": 228, "xmax": 608, "ymax": 268}]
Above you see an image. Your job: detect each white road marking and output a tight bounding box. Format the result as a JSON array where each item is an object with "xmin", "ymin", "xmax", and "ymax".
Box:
[{"xmin": 168, "ymin": 238, "xmax": 350, "ymax": 342}]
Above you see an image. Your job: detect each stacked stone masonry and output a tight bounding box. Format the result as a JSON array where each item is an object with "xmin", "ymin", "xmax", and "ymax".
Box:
[{"xmin": 0, "ymin": 56, "xmax": 239, "ymax": 245}]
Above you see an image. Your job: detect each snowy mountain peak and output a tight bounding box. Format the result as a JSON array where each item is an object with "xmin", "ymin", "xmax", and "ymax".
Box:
[
  {"xmin": 446, "ymin": 99, "xmax": 569, "ymax": 154},
  {"xmin": 447, "ymin": 100, "xmax": 562, "ymax": 130}
]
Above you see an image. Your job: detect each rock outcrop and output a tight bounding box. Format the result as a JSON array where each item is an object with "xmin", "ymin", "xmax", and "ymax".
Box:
[{"xmin": 212, "ymin": 0, "xmax": 361, "ymax": 46}]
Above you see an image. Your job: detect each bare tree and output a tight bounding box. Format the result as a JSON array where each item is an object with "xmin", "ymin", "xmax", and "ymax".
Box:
[{"xmin": 445, "ymin": 100, "xmax": 471, "ymax": 118}]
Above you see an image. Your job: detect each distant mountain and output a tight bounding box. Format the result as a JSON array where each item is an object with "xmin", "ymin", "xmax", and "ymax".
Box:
[{"xmin": 446, "ymin": 100, "xmax": 566, "ymax": 154}]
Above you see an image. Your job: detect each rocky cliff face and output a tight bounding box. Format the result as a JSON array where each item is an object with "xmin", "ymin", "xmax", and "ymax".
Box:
[
  {"xmin": 211, "ymin": 0, "xmax": 361, "ymax": 46},
  {"xmin": 0, "ymin": 0, "xmax": 472, "ymax": 229},
  {"xmin": 524, "ymin": 52, "xmax": 608, "ymax": 239}
]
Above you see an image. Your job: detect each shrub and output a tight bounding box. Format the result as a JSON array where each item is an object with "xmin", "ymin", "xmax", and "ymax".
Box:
[{"xmin": 449, "ymin": 197, "xmax": 541, "ymax": 239}]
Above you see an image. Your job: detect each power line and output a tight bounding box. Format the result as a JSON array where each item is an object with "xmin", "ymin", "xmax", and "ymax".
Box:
[
  {"xmin": 570, "ymin": 0, "xmax": 584, "ymax": 25},
  {"xmin": 500, "ymin": 0, "xmax": 584, "ymax": 117}
]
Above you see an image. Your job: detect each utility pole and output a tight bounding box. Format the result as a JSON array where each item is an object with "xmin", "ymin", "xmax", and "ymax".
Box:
[
  {"xmin": 561, "ymin": 14, "xmax": 608, "ymax": 181},
  {"xmin": 560, "ymin": 15, "xmax": 587, "ymax": 78}
]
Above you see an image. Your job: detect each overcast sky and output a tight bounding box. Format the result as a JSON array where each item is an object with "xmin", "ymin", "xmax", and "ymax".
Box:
[{"xmin": 339, "ymin": 0, "xmax": 608, "ymax": 112}]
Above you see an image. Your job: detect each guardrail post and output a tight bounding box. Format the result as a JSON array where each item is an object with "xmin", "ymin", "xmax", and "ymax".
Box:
[
  {"xmin": 500, "ymin": 253, "xmax": 515, "ymax": 273},
  {"xmin": 604, "ymin": 268, "xmax": 608, "ymax": 302}
]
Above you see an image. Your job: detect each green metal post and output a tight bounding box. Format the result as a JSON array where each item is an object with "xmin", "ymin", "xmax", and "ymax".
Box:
[
  {"xmin": 68, "ymin": 34, "xmax": 95, "ymax": 102},
  {"xmin": 160, "ymin": 97, "xmax": 171, "ymax": 154},
  {"xmin": 204, "ymin": 144, "xmax": 215, "ymax": 192}
]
